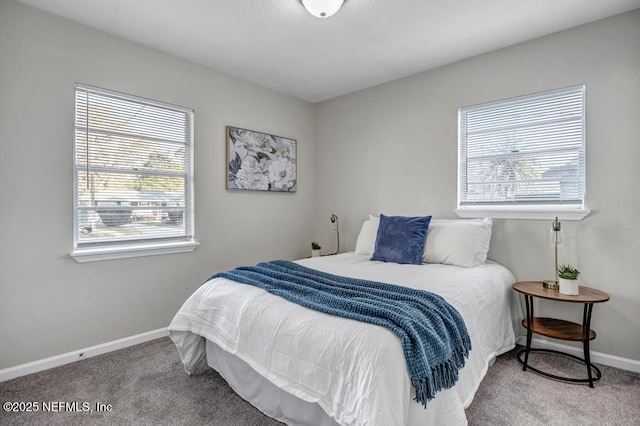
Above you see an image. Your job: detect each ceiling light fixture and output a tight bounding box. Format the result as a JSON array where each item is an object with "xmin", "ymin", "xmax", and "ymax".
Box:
[{"xmin": 300, "ymin": 0, "xmax": 346, "ymax": 18}]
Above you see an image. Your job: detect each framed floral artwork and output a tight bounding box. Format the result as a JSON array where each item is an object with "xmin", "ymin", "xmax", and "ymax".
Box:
[{"xmin": 226, "ymin": 126, "xmax": 297, "ymax": 192}]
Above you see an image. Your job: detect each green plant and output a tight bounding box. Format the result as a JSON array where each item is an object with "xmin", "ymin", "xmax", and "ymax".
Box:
[
  {"xmin": 557, "ymin": 264, "xmax": 580, "ymax": 280},
  {"xmin": 311, "ymin": 242, "xmax": 321, "ymax": 250}
]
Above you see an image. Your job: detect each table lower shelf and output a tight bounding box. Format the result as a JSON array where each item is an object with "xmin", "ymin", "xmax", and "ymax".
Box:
[{"xmin": 521, "ymin": 317, "xmax": 596, "ymax": 341}]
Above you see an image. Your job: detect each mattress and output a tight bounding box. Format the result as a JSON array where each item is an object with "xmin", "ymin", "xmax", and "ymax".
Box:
[{"xmin": 169, "ymin": 253, "xmax": 517, "ymax": 425}]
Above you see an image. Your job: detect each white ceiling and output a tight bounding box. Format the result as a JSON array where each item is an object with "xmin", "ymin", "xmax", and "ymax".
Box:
[{"xmin": 17, "ymin": 0, "xmax": 640, "ymax": 103}]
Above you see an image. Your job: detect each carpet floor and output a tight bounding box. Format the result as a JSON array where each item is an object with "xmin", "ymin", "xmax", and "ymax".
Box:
[{"xmin": 1, "ymin": 337, "xmax": 638, "ymax": 425}]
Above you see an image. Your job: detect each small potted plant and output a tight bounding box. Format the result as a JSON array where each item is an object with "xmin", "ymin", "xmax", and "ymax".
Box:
[
  {"xmin": 311, "ymin": 242, "xmax": 321, "ymax": 257},
  {"xmin": 557, "ymin": 264, "xmax": 580, "ymax": 295}
]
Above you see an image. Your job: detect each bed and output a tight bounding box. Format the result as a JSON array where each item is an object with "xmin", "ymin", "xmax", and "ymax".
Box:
[{"xmin": 169, "ymin": 216, "xmax": 517, "ymax": 425}]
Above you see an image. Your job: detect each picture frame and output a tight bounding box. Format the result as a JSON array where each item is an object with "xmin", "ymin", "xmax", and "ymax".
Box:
[{"xmin": 226, "ymin": 126, "xmax": 297, "ymax": 192}]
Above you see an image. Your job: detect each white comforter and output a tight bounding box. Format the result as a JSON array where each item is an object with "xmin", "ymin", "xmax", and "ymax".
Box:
[{"xmin": 169, "ymin": 253, "xmax": 516, "ymax": 426}]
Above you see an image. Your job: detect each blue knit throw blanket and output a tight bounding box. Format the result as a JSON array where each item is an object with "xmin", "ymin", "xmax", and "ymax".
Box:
[{"xmin": 211, "ymin": 260, "xmax": 471, "ymax": 407}]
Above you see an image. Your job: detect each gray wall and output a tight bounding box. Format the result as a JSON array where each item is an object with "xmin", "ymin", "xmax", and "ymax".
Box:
[
  {"xmin": 0, "ymin": 1, "xmax": 315, "ymax": 369},
  {"xmin": 314, "ymin": 11, "xmax": 640, "ymax": 361}
]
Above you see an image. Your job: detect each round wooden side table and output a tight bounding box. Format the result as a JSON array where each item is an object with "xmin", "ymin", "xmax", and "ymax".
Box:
[{"xmin": 512, "ymin": 281, "xmax": 610, "ymax": 387}]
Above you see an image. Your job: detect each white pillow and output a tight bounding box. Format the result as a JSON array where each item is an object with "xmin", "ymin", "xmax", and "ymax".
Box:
[
  {"xmin": 422, "ymin": 218, "xmax": 492, "ymax": 268},
  {"xmin": 354, "ymin": 215, "xmax": 380, "ymax": 255}
]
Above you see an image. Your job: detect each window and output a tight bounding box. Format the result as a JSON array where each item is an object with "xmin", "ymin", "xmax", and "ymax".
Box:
[
  {"xmin": 457, "ymin": 85, "xmax": 588, "ymax": 220},
  {"xmin": 72, "ymin": 84, "xmax": 197, "ymax": 262}
]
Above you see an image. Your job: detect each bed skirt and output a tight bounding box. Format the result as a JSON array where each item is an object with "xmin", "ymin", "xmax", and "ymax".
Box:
[{"xmin": 204, "ymin": 339, "xmax": 469, "ymax": 426}]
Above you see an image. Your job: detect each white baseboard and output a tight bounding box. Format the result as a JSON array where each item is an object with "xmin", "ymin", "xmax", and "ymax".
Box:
[
  {"xmin": 516, "ymin": 336, "xmax": 640, "ymax": 374},
  {"xmin": 0, "ymin": 327, "xmax": 169, "ymax": 383},
  {"xmin": 3, "ymin": 330, "xmax": 637, "ymax": 383}
]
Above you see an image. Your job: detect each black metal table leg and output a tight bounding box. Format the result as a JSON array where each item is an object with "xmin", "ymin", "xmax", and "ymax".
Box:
[
  {"xmin": 519, "ymin": 294, "xmax": 533, "ymax": 371},
  {"xmin": 583, "ymin": 303, "xmax": 595, "ymax": 387}
]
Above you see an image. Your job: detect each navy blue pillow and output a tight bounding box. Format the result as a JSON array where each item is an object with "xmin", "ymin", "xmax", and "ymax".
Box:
[{"xmin": 371, "ymin": 214, "xmax": 432, "ymax": 264}]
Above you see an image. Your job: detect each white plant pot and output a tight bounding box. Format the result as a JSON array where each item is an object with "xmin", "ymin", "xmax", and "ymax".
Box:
[
  {"xmin": 558, "ymin": 278, "xmax": 579, "ymax": 295},
  {"xmin": 311, "ymin": 249, "xmax": 321, "ymax": 258}
]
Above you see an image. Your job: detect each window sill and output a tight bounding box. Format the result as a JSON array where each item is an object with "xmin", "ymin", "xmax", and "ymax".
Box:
[
  {"xmin": 71, "ymin": 241, "xmax": 200, "ymax": 263},
  {"xmin": 454, "ymin": 208, "xmax": 591, "ymax": 221}
]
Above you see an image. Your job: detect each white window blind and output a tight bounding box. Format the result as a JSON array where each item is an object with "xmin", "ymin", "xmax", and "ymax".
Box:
[
  {"xmin": 73, "ymin": 84, "xmax": 195, "ymax": 257},
  {"xmin": 458, "ymin": 85, "xmax": 585, "ymax": 211}
]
